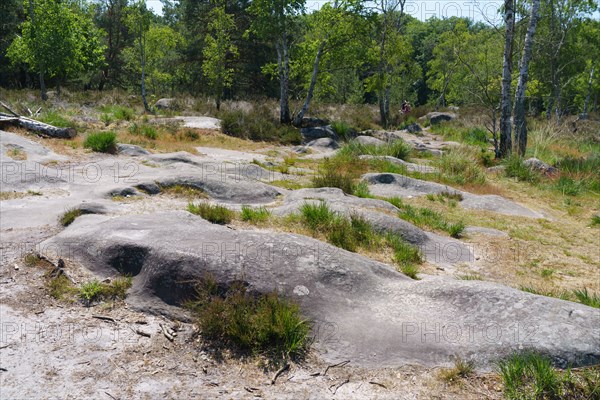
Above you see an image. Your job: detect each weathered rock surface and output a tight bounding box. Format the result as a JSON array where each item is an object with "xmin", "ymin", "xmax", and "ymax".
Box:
[
  {"xmin": 1, "ymin": 130, "xmax": 68, "ymax": 162},
  {"xmin": 363, "ymin": 173, "xmax": 545, "ymax": 218},
  {"xmin": 117, "ymin": 143, "xmax": 150, "ymax": 157},
  {"xmin": 406, "ymin": 123, "xmax": 422, "ymax": 133},
  {"xmin": 524, "ymin": 157, "xmax": 558, "ymax": 176},
  {"xmin": 272, "ymin": 188, "xmax": 473, "ymax": 268},
  {"xmin": 175, "ymin": 116, "xmax": 221, "ymax": 130},
  {"xmin": 41, "ymin": 211, "xmax": 600, "ymax": 369},
  {"xmin": 305, "ymin": 137, "xmax": 340, "ymax": 150}
]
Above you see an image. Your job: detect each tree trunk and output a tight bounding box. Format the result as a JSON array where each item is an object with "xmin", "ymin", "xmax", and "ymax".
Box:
[
  {"xmin": 499, "ymin": 0, "xmax": 515, "ymax": 158},
  {"xmin": 292, "ymin": 40, "xmax": 326, "ymax": 127},
  {"xmin": 0, "ymin": 112, "xmax": 76, "ymax": 138},
  {"xmin": 277, "ymin": 36, "xmax": 291, "ymax": 124},
  {"xmin": 513, "ymin": 0, "xmax": 540, "ymax": 157},
  {"xmin": 139, "ymin": 18, "xmax": 150, "ymax": 113},
  {"xmin": 39, "ymin": 72, "xmax": 47, "ymax": 101},
  {"xmin": 581, "ymin": 63, "xmax": 594, "ymax": 120}
]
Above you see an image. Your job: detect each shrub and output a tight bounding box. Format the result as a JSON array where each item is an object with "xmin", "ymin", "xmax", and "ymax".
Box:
[
  {"xmin": 220, "ymin": 108, "xmax": 301, "ymax": 144},
  {"xmin": 59, "ymin": 208, "xmax": 82, "ymax": 226},
  {"xmin": 80, "ymin": 280, "xmax": 104, "ymax": 304},
  {"xmin": 188, "ymin": 202, "xmax": 234, "ymax": 224},
  {"xmin": 186, "ymin": 278, "xmax": 310, "ymax": 360},
  {"xmin": 129, "ymin": 123, "xmax": 158, "ymax": 139},
  {"xmin": 241, "ymin": 206, "xmax": 271, "ymax": 223},
  {"xmin": 84, "ymin": 131, "xmax": 117, "ymax": 153}
]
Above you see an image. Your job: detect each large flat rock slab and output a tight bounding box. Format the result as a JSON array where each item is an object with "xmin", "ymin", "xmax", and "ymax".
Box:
[
  {"xmin": 363, "ymin": 173, "xmax": 545, "ymax": 219},
  {"xmin": 1, "ymin": 130, "xmax": 68, "ymax": 163},
  {"xmin": 41, "ymin": 211, "xmax": 600, "ymax": 370}
]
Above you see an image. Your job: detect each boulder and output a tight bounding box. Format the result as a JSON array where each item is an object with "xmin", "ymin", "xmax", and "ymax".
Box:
[
  {"xmin": 420, "ymin": 112, "xmax": 457, "ymax": 125},
  {"xmin": 41, "ymin": 211, "xmax": 600, "ymax": 369},
  {"xmin": 355, "ymin": 135, "xmax": 387, "ymax": 146},
  {"xmin": 305, "ymin": 137, "xmax": 339, "ymax": 151},
  {"xmin": 300, "ymin": 125, "xmax": 337, "ymax": 142},
  {"xmin": 406, "ymin": 123, "xmax": 422, "ymax": 133},
  {"xmin": 154, "ymin": 98, "xmax": 176, "ymax": 110},
  {"xmin": 300, "ymin": 117, "xmax": 329, "ymax": 128},
  {"xmin": 524, "ymin": 157, "xmax": 558, "ymax": 176}
]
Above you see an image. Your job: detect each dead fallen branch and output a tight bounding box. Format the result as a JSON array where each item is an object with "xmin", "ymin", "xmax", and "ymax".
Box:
[
  {"xmin": 0, "ymin": 103, "xmax": 76, "ymax": 139},
  {"xmin": 270, "ymin": 363, "xmax": 290, "ymax": 385},
  {"xmin": 369, "ymin": 381, "xmax": 387, "ymax": 389},
  {"xmin": 322, "ymin": 360, "xmax": 350, "ymax": 376},
  {"xmin": 92, "ymin": 315, "xmax": 117, "ymax": 323},
  {"xmin": 329, "ymin": 378, "xmax": 350, "ymax": 394},
  {"xmin": 159, "ymin": 323, "xmax": 175, "ymax": 341}
]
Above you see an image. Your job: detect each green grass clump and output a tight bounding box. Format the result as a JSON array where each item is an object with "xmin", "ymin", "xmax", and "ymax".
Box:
[
  {"xmin": 186, "ymin": 278, "xmax": 310, "ymax": 361},
  {"xmin": 241, "ymin": 206, "xmax": 271, "ymax": 223},
  {"xmin": 498, "ymin": 352, "xmax": 560, "ymax": 399},
  {"xmin": 435, "ymin": 147, "xmax": 486, "ymax": 185},
  {"xmin": 338, "ymin": 139, "xmax": 412, "ymax": 160},
  {"xmin": 129, "ymin": 123, "xmax": 158, "ymax": 139},
  {"xmin": 79, "ymin": 277, "xmax": 132, "ymax": 305},
  {"xmin": 101, "ymin": 105, "xmax": 134, "ymax": 121},
  {"xmin": 299, "ymin": 201, "xmax": 336, "ymax": 231},
  {"xmin": 59, "ymin": 208, "xmax": 82, "ymax": 226},
  {"xmin": 38, "ymin": 110, "xmax": 72, "ymax": 127},
  {"xmin": 573, "ymin": 288, "xmax": 600, "ymax": 308},
  {"xmin": 353, "ymin": 181, "xmax": 372, "ymax": 198},
  {"xmin": 220, "ymin": 108, "xmax": 301, "ymax": 144},
  {"xmin": 330, "ymin": 120, "xmax": 355, "ymax": 141},
  {"xmin": 84, "ymin": 131, "xmax": 117, "ymax": 153},
  {"xmin": 312, "ymin": 170, "xmax": 355, "ymax": 194},
  {"xmin": 48, "ymin": 275, "xmax": 78, "ymax": 300},
  {"xmin": 386, "ymin": 233, "xmax": 422, "ymax": 279},
  {"xmin": 188, "ymin": 202, "xmax": 234, "ymax": 224},
  {"xmin": 504, "ymin": 155, "xmax": 541, "ymax": 183},
  {"xmin": 395, "ymin": 201, "xmax": 465, "ymax": 238},
  {"xmin": 591, "ymin": 215, "xmax": 600, "ymax": 227},
  {"xmin": 160, "ymin": 184, "xmax": 207, "ymax": 199}
]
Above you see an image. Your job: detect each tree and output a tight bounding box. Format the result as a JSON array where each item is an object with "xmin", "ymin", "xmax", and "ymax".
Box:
[
  {"xmin": 248, "ymin": 0, "xmax": 305, "ymax": 123},
  {"xmin": 499, "ymin": 0, "xmax": 515, "ymax": 157},
  {"xmin": 513, "ymin": 0, "xmax": 541, "ymax": 156},
  {"xmin": 203, "ymin": 4, "xmax": 238, "ymax": 110},
  {"xmin": 291, "ymin": 0, "xmax": 366, "ymax": 126},
  {"xmin": 125, "ymin": 0, "xmax": 152, "ymax": 112},
  {"xmin": 8, "ymin": 0, "xmax": 105, "ymax": 100}
]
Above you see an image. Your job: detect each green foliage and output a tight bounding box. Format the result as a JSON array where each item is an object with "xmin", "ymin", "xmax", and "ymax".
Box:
[
  {"xmin": 299, "ymin": 201, "xmax": 336, "ymax": 231},
  {"xmin": 8, "ymin": 0, "xmax": 105, "ymax": 95},
  {"xmin": 203, "ymin": 6, "xmax": 238, "ymax": 108},
  {"xmin": 521, "ymin": 286, "xmax": 600, "ymax": 308},
  {"xmin": 573, "ymin": 288, "xmax": 600, "ymax": 308},
  {"xmin": 101, "ymin": 105, "xmax": 135, "ymax": 121},
  {"xmin": 386, "ymin": 233, "xmax": 422, "ymax": 279},
  {"xmin": 186, "ymin": 277, "xmax": 310, "ymax": 360},
  {"xmin": 439, "ymin": 357, "xmax": 474, "ymax": 383},
  {"xmin": 591, "ymin": 215, "xmax": 600, "ymax": 227},
  {"xmin": 80, "ymin": 280, "xmax": 104, "ymax": 304},
  {"xmin": 188, "ymin": 202, "xmax": 234, "ymax": 224},
  {"xmin": 48, "ymin": 275, "xmax": 77, "ymax": 300},
  {"xmin": 312, "ymin": 170, "xmax": 355, "ymax": 194},
  {"xmin": 241, "ymin": 206, "xmax": 271, "ymax": 223},
  {"xmin": 83, "ymin": 131, "xmax": 117, "ymax": 153},
  {"xmin": 353, "ymin": 181, "xmax": 372, "ymax": 198},
  {"xmin": 330, "ymin": 121, "xmax": 355, "ymax": 140},
  {"xmin": 220, "ymin": 108, "xmax": 301, "ymax": 144},
  {"xmin": 59, "ymin": 208, "xmax": 82, "ymax": 226}
]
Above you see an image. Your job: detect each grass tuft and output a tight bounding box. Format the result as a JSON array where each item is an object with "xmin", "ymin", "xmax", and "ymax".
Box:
[
  {"xmin": 241, "ymin": 206, "xmax": 271, "ymax": 223},
  {"xmin": 439, "ymin": 357, "xmax": 475, "ymax": 383},
  {"xmin": 188, "ymin": 202, "xmax": 234, "ymax": 224},
  {"xmin": 186, "ymin": 277, "xmax": 310, "ymax": 361},
  {"xmin": 59, "ymin": 208, "xmax": 82, "ymax": 226},
  {"xmin": 84, "ymin": 131, "xmax": 117, "ymax": 153}
]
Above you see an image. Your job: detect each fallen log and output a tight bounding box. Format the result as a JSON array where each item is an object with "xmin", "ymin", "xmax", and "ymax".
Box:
[{"xmin": 0, "ymin": 104, "xmax": 76, "ymax": 139}]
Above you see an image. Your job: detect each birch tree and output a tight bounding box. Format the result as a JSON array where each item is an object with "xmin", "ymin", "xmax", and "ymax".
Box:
[{"xmin": 499, "ymin": 0, "xmax": 515, "ymax": 158}]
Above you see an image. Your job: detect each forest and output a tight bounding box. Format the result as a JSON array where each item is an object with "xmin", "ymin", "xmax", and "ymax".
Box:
[{"xmin": 0, "ymin": 0, "xmax": 598, "ymax": 157}]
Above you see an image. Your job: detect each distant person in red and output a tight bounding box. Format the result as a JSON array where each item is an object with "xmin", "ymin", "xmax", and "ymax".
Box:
[{"xmin": 401, "ymin": 100, "xmax": 411, "ymax": 114}]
